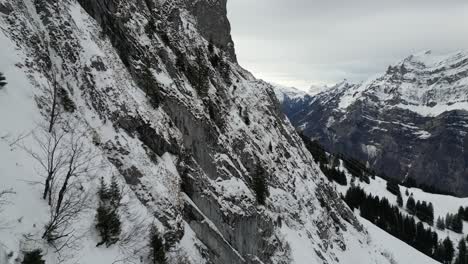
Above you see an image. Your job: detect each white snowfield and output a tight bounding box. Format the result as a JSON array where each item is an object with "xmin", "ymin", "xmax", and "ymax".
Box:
[
  {"xmin": 359, "ymin": 217, "xmax": 439, "ymax": 264},
  {"xmin": 334, "ymin": 164, "xmax": 468, "ymax": 262}
]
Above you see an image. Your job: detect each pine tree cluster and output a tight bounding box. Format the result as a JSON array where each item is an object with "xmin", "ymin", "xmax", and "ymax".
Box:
[
  {"xmin": 459, "ymin": 206, "xmax": 468, "ymax": 222},
  {"xmin": 444, "ymin": 211, "xmax": 463, "ymax": 234},
  {"xmin": 298, "ymin": 134, "xmax": 347, "ymax": 185},
  {"xmin": 405, "ymin": 196, "xmax": 434, "ymax": 225},
  {"xmin": 320, "ymin": 164, "xmax": 347, "ymax": 186},
  {"xmin": 434, "ymin": 237, "xmax": 455, "ymax": 263},
  {"xmin": 341, "ymin": 156, "xmax": 371, "ymax": 183},
  {"xmin": 299, "ymin": 133, "xmax": 328, "ymax": 166},
  {"xmin": 386, "ymin": 180, "xmax": 400, "ymax": 196},
  {"xmin": 344, "ymin": 186, "xmax": 453, "ymax": 262},
  {"xmin": 95, "ymin": 176, "xmax": 122, "ymax": 247},
  {"xmin": 403, "ymin": 177, "xmax": 456, "ymax": 196}
]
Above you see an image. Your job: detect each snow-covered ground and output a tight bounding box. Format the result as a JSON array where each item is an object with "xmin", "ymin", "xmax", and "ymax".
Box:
[
  {"xmin": 359, "ymin": 217, "xmax": 439, "ymax": 264},
  {"xmin": 333, "ymin": 162, "xmax": 468, "ymax": 257},
  {"xmin": 273, "ymin": 84, "xmax": 310, "ymax": 102},
  {"xmin": 1, "ymin": 0, "xmax": 462, "ymax": 263},
  {"xmin": 0, "ymin": 5, "xmax": 203, "ymax": 263}
]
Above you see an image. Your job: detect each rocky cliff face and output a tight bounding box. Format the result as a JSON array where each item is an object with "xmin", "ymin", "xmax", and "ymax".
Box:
[
  {"xmin": 277, "ymin": 51, "xmax": 468, "ymax": 196},
  {"xmin": 0, "ymin": 0, "xmax": 394, "ymax": 263}
]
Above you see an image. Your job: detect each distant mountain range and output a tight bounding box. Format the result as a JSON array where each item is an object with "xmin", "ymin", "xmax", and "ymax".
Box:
[{"xmin": 275, "ymin": 50, "xmax": 468, "ymax": 196}]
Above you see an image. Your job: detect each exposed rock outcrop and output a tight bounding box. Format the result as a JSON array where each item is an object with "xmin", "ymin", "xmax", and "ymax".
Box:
[{"xmin": 0, "ymin": 0, "xmax": 391, "ymax": 263}]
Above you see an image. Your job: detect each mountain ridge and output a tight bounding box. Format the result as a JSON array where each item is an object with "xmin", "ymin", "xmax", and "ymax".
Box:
[
  {"xmin": 276, "ymin": 50, "xmax": 468, "ymax": 196},
  {"xmin": 0, "ymin": 0, "xmax": 400, "ymax": 263}
]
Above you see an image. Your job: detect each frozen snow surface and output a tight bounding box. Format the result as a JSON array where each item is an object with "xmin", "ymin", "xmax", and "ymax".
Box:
[{"xmin": 334, "ymin": 164, "xmax": 468, "ymax": 262}]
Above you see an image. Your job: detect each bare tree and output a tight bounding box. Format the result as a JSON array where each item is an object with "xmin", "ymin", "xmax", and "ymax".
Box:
[
  {"xmin": 41, "ymin": 127, "xmax": 96, "ymax": 245},
  {"xmin": 24, "ymin": 120, "xmax": 99, "ymax": 251},
  {"xmin": 26, "ymin": 127, "xmax": 67, "ymax": 204}
]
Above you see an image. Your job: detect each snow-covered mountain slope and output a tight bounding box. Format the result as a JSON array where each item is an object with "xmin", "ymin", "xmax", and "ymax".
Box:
[
  {"xmin": 337, "ymin": 50, "xmax": 468, "ymax": 114},
  {"xmin": 333, "ymin": 168, "xmax": 468, "ymax": 259},
  {"xmin": 322, "ymin": 157, "xmax": 468, "ymax": 263},
  {"xmin": 359, "ymin": 217, "xmax": 439, "ymax": 264},
  {"xmin": 308, "ymin": 84, "xmax": 330, "ymax": 96},
  {"xmin": 272, "ymin": 85, "xmax": 309, "ymax": 103},
  {"xmin": 334, "ymin": 170, "xmax": 468, "ymax": 234},
  {"xmin": 0, "ymin": 0, "xmax": 411, "ymax": 264},
  {"xmin": 278, "ymin": 51, "xmax": 468, "ymax": 196}
]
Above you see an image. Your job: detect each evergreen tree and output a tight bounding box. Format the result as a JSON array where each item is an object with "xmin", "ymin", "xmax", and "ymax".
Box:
[
  {"xmin": 428, "ymin": 202, "xmax": 434, "ymax": 225},
  {"xmin": 444, "ymin": 237, "xmax": 455, "ymax": 264},
  {"xmin": 109, "ymin": 176, "xmax": 122, "ymax": 208},
  {"xmin": 453, "ymin": 213, "xmax": 464, "ymax": 233},
  {"xmin": 149, "ymin": 226, "xmax": 166, "ymax": 264},
  {"xmin": 299, "ymin": 133, "xmax": 328, "ymax": 165},
  {"xmin": 396, "ymin": 193, "xmax": 403, "ymax": 207},
  {"xmin": 96, "ymin": 177, "xmax": 122, "ymax": 247},
  {"xmin": 253, "ymin": 166, "xmax": 269, "ymax": 205},
  {"xmin": 22, "ymin": 250, "xmax": 45, "ymax": 264},
  {"xmin": 436, "ymin": 217, "xmax": 446, "ymax": 230},
  {"xmin": 98, "ymin": 177, "xmax": 110, "ymax": 201},
  {"xmin": 0, "ymin": 72, "xmax": 6, "ymax": 89},
  {"xmin": 345, "ymin": 185, "xmax": 440, "ymax": 261},
  {"xmin": 406, "ymin": 195, "xmax": 416, "ymax": 214},
  {"xmin": 446, "ymin": 213, "xmax": 453, "ymax": 229},
  {"xmin": 320, "ymin": 164, "xmax": 347, "ymax": 186},
  {"xmin": 415, "ymin": 201, "xmax": 422, "ymax": 219},
  {"xmin": 434, "ymin": 243, "xmax": 446, "ymax": 263},
  {"xmin": 456, "ymin": 238, "xmax": 467, "ymax": 264},
  {"xmin": 386, "ymin": 180, "xmax": 400, "ymax": 196}
]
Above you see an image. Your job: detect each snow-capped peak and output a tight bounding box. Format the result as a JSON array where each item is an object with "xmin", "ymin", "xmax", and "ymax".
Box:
[
  {"xmin": 273, "ymin": 84, "xmax": 310, "ymax": 102},
  {"xmin": 329, "ymin": 50, "xmax": 468, "ymax": 116},
  {"xmin": 398, "ymin": 50, "xmax": 468, "ymax": 71},
  {"xmin": 308, "ymin": 84, "xmax": 329, "ymax": 96}
]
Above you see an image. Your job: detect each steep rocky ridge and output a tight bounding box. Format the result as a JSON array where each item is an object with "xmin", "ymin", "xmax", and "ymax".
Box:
[{"xmin": 0, "ymin": 0, "xmax": 395, "ymax": 263}]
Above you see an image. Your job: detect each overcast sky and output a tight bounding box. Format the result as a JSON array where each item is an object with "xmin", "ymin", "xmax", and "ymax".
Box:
[{"xmin": 227, "ymin": 0, "xmax": 468, "ymax": 90}]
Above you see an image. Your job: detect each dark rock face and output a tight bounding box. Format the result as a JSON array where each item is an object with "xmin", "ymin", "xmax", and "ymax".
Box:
[
  {"xmin": 277, "ymin": 52, "xmax": 468, "ymax": 195},
  {"xmin": 4, "ymin": 0, "xmax": 374, "ymax": 262},
  {"xmin": 187, "ymin": 0, "xmax": 237, "ymax": 62}
]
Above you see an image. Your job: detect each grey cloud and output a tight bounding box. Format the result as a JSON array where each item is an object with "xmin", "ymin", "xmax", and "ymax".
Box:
[{"xmin": 227, "ymin": 0, "xmax": 468, "ymax": 89}]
